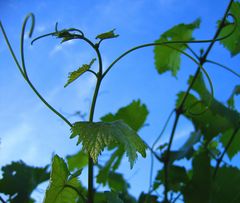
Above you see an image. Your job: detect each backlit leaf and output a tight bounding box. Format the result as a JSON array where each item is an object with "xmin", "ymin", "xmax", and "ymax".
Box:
[
  {"xmin": 219, "ymin": 2, "xmax": 240, "ymax": 56},
  {"xmin": 70, "ymin": 120, "xmax": 147, "ymax": 168},
  {"xmin": 64, "ymin": 58, "xmax": 96, "ymax": 88},
  {"xmin": 101, "ymin": 100, "xmax": 148, "ymax": 131},
  {"xmin": 154, "ymin": 19, "xmax": 200, "ymax": 76},
  {"xmin": 43, "ymin": 155, "xmax": 83, "ymax": 203},
  {"xmin": 66, "ymin": 149, "xmax": 88, "ymax": 171}
]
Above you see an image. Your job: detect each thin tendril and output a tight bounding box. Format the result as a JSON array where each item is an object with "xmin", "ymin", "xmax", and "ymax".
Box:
[
  {"xmin": 163, "ymin": 44, "xmax": 214, "ymax": 115},
  {"xmin": 206, "ymin": 59, "xmax": 240, "ymax": 78},
  {"xmin": 0, "ymin": 22, "xmax": 25, "ymax": 77},
  {"xmin": 1, "ymin": 13, "xmax": 72, "ymax": 127},
  {"xmin": 102, "ymin": 13, "xmax": 237, "ymax": 79},
  {"xmin": 152, "ymin": 110, "xmax": 175, "ymax": 149},
  {"xmin": 20, "ymin": 13, "xmax": 35, "ymax": 78},
  {"xmin": 185, "ymin": 44, "xmax": 200, "ymax": 60}
]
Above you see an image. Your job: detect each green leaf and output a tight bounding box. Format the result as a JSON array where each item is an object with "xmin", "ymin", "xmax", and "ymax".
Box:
[
  {"xmin": 227, "ymin": 85, "xmax": 240, "ymax": 109},
  {"xmin": 177, "ymin": 73, "xmax": 240, "ymax": 141},
  {"xmin": 66, "ymin": 149, "xmax": 88, "ymax": 171},
  {"xmin": 153, "ymin": 165, "xmax": 188, "ymax": 192},
  {"xmin": 220, "ymin": 128, "xmax": 240, "ymax": 159},
  {"xmin": 64, "ymin": 58, "xmax": 96, "ymax": 88},
  {"xmin": 138, "ymin": 192, "xmax": 159, "ymax": 203},
  {"xmin": 96, "ymin": 29, "xmax": 119, "ymax": 40},
  {"xmin": 165, "ymin": 131, "xmax": 201, "ymax": 163},
  {"xmin": 108, "ymin": 172, "xmax": 129, "ymax": 192},
  {"xmin": 219, "ymin": 2, "xmax": 240, "ymax": 56},
  {"xmin": 97, "ymin": 147, "xmax": 124, "ymax": 185},
  {"xmin": 0, "ymin": 161, "xmax": 49, "ymax": 203},
  {"xmin": 101, "ymin": 100, "xmax": 148, "ymax": 131},
  {"xmin": 183, "ymin": 150, "xmax": 211, "ymax": 203},
  {"xmin": 70, "ymin": 120, "xmax": 147, "ymax": 168},
  {"xmin": 43, "ymin": 155, "xmax": 83, "ymax": 203},
  {"xmin": 177, "ymin": 92, "xmax": 232, "ymax": 141},
  {"xmin": 212, "ymin": 167, "xmax": 240, "ymax": 203},
  {"xmin": 105, "ymin": 191, "xmax": 124, "ymax": 203},
  {"xmin": 154, "ymin": 19, "xmax": 200, "ymax": 76}
]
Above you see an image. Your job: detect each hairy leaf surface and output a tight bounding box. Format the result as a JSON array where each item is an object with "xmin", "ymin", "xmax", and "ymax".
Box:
[{"xmin": 70, "ymin": 120, "xmax": 147, "ymax": 168}]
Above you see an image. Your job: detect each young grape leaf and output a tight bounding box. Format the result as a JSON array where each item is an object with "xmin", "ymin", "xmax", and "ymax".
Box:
[
  {"xmin": 0, "ymin": 161, "xmax": 49, "ymax": 203},
  {"xmin": 227, "ymin": 85, "xmax": 240, "ymax": 109},
  {"xmin": 43, "ymin": 155, "xmax": 84, "ymax": 203},
  {"xmin": 70, "ymin": 120, "xmax": 147, "ymax": 168},
  {"xmin": 96, "ymin": 29, "xmax": 119, "ymax": 40},
  {"xmin": 183, "ymin": 150, "xmax": 211, "ymax": 203},
  {"xmin": 101, "ymin": 100, "xmax": 149, "ymax": 131},
  {"xmin": 64, "ymin": 58, "xmax": 96, "ymax": 88},
  {"xmin": 220, "ymin": 128, "xmax": 240, "ymax": 159},
  {"xmin": 66, "ymin": 149, "xmax": 88, "ymax": 171},
  {"xmin": 154, "ymin": 19, "xmax": 200, "ymax": 76},
  {"xmin": 219, "ymin": 2, "xmax": 240, "ymax": 56}
]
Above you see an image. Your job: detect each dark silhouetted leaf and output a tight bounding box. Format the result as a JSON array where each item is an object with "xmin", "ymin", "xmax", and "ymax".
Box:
[
  {"xmin": 0, "ymin": 161, "xmax": 49, "ymax": 203},
  {"xmin": 212, "ymin": 167, "xmax": 240, "ymax": 203},
  {"xmin": 183, "ymin": 151, "xmax": 211, "ymax": 203},
  {"xmin": 138, "ymin": 192, "xmax": 159, "ymax": 203},
  {"xmin": 154, "ymin": 165, "xmax": 188, "ymax": 192}
]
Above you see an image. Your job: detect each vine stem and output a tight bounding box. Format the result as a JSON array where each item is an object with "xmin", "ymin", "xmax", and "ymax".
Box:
[
  {"xmin": 163, "ymin": 0, "xmax": 235, "ymax": 201},
  {"xmin": 87, "ymin": 46, "xmax": 103, "ymax": 203},
  {"xmin": 213, "ymin": 128, "xmax": 239, "ymax": 179}
]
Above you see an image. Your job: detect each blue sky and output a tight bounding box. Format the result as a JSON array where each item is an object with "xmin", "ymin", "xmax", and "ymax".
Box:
[{"xmin": 0, "ymin": 0, "xmax": 239, "ymax": 201}]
